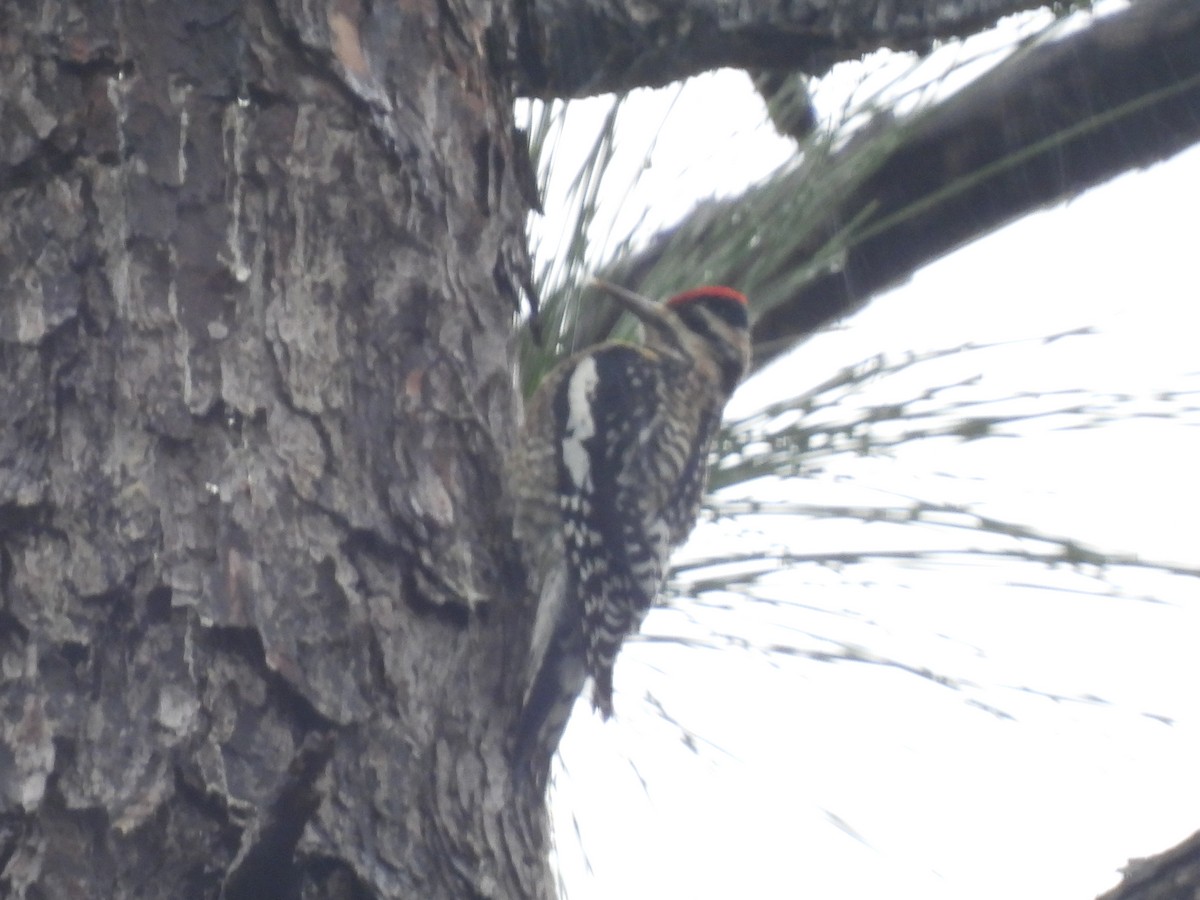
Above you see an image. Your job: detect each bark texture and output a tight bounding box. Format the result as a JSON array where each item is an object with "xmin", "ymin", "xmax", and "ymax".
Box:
[{"xmin": 0, "ymin": 1, "xmax": 548, "ymax": 896}]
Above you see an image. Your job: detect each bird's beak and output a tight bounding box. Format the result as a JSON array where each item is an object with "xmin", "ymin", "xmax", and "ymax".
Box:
[{"xmin": 590, "ymin": 279, "xmax": 672, "ymax": 330}]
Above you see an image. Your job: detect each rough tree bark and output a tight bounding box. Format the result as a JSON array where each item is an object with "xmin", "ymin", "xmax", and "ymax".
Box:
[
  {"xmin": 1, "ymin": 0, "xmax": 1196, "ymax": 898},
  {"xmin": 1, "ymin": 1, "xmax": 544, "ymax": 896}
]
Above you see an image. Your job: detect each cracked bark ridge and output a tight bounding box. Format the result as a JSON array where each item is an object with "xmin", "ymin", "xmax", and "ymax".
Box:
[{"xmin": 0, "ymin": 0, "xmax": 549, "ymax": 896}]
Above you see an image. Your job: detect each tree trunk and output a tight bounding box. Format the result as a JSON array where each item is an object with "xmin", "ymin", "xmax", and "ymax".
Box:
[{"xmin": 1, "ymin": 1, "xmax": 548, "ymax": 896}]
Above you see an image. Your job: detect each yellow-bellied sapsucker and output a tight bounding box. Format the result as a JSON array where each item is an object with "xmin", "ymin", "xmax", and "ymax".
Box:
[{"xmin": 511, "ymin": 282, "xmax": 751, "ymax": 773}]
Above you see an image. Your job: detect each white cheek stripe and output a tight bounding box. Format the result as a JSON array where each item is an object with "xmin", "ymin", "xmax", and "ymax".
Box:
[{"xmin": 563, "ymin": 357, "xmax": 599, "ymax": 490}]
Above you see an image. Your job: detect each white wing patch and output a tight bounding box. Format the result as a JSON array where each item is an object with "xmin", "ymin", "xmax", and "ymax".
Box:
[{"xmin": 562, "ymin": 357, "xmax": 599, "ymax": 490}]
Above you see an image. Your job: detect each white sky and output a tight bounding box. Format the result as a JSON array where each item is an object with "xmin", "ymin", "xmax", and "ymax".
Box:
[{"xmin": 524, "ymin": 19, "xmax": 1200, "ymax": 899}]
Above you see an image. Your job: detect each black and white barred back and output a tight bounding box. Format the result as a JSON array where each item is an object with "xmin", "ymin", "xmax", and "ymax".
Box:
[{"xmin": 512, "ymin": 285, "xmax": 750, "ymax": 776}]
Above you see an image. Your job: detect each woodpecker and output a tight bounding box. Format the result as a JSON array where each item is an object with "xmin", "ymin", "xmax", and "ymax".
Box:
[{"xmin": 511, "ymin": 282, "xmax": 751, "ymax": 772}]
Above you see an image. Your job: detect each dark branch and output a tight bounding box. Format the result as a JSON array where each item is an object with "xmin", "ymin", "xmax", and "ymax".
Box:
[
  {"xmin": 582, "ymin": 0, "xmax": 1200, "ymax": 370},
  {"xmin": 751, "ymin": 0, "xmax": 1200, "ymax": 366},
  {"xmin": 516, "ymin": 0, "xmax": 1051, "ymax": 98},
  {"xmin": 1097, "ymin": 829, "xmax": 1200, "ymax": 900}
]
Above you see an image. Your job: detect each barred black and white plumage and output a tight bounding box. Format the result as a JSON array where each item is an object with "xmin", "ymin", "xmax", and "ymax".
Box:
[{"xmin": 511, "ymin": 282, "xmax": 751, "ymax": 777}]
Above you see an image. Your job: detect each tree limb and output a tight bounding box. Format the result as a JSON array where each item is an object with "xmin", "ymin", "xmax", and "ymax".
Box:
[
  {"xmin": 585, "ymin": 0, "xmax": 1200, "ymax": 369},
  {"xmin": 516, "ymin": 0, "xmax": 1052, "ymax": 97},
  {"xmin": 1097, "ymin": 829, "xmax": 1200, "ymax": 900}
]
